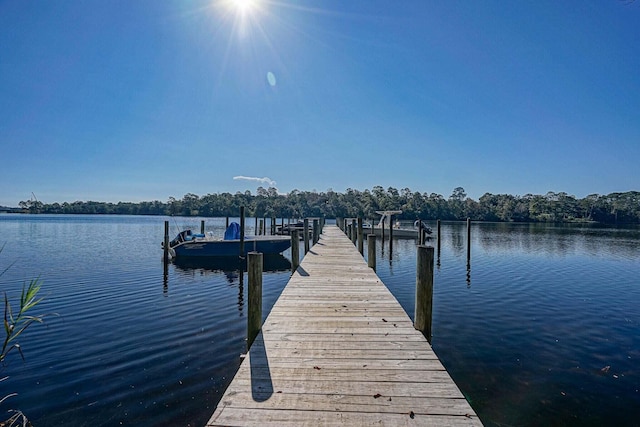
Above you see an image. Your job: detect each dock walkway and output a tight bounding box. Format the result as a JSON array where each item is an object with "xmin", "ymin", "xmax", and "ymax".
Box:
[{"xmin": 208, "ymin": 225, "xmax": 482, "ymax": 426}]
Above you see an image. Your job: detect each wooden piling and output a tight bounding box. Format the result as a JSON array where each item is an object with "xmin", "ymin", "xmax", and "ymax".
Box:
[
  {"xmin": 259, "ymin": 219, "xmax": 264, "ymax": 236},
  {"xmin": 239, "ymin": 207, "xmax": 245, "ymax": 257},
  {"xmin": 367, "ymin": 234, "xmax": 376, "ymax": 270},
  {"xmin": 303, "ymin": 218, "xmax": 310, "ymax": 254},
  {"xmin": 466, "ymin": 217, "xmax": 471, "ymax": 264},
  {"xmin": 415, "ymin": 245, "xmax": 434, "ymax": 342},
  {"xmin": 225, "ymin": 216, "xmax": 229, "ymax": 228},
  {"xmin": 254, "ymin": 217, "xmax": 258, "ymax": 235},
  {"xmin": 437, "ymin": 219, "xmax": 441, "ymax": 256},
  {"xmin": 163, "ymin": 220, "xmax": 169, "ymax": 263},
  {"xmin": 357, "ymin": 217, "xmax": 364, "ymax": 255},
  {"xmin": 313, "ymin": 219, "xmax": 319, "ymax": 244},
  {"xmin": 291, "ymin": 230, "xmax": 299, "ymax": 272},
  {"xmin": 247, "ymin": 251, "xmax": 263, "ymax": 349},
  {"xmin": 351, "ymin": 219, "xmax": 357, "ymax": 244},
  {"xmin": 201, "ymin": 220, "xmax": 205, "ymax": 235}
]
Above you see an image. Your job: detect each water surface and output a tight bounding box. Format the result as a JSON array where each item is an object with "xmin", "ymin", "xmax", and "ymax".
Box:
[{"xmin": 1, "ymin": 215, "xmax": 638, "ymax": 426}]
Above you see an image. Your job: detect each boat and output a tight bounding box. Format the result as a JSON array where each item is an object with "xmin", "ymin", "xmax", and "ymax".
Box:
[
  {"xmin": 164, "ymin": 222, "xmax": 292, "ymax": 258},
  {"xmin": 361, "ymin": 210, "xmax": 433, "ymax": 239}
]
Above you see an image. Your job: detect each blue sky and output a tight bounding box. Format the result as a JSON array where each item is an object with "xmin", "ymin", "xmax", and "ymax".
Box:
[{"xmin": 1, "ymin": 0, "xmax": 639, "ymax": 206}]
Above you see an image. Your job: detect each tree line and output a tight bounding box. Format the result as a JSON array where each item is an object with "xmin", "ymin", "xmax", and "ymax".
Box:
[{"xmin": 16, "ymin": 186, "xmax": 640, "ymax": 224}]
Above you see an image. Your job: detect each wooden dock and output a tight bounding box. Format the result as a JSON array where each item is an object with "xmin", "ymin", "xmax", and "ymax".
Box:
[{"xmin": 208, "ymin": 225, "xmax": 482, "ymax": 426}]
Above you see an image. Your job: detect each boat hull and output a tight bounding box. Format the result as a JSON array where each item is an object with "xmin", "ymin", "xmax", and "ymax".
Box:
[{"xmin": 173, "ymin": 236, "xmax": 292, "ymax": 257}]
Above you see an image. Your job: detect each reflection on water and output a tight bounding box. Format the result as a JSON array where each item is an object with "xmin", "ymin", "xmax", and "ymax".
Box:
[
  {"xmin": 172, "ymin": 254, "xmax": 291, "ymax": 274},
  {"xmin": 372, "ymin": 220, "xmax": 640, "ymax": 427},
  {"xmin": 171, "ymin": 255, "xmax": 291, "ymax": 315}
]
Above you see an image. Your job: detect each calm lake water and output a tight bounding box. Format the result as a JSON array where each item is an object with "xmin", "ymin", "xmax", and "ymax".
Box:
[{"xmin": 0, "ymin": 214, "xmax": 638, "ymax": 426}]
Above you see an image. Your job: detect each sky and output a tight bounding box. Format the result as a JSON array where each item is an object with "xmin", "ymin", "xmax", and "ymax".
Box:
[{"xmin": 1, "ymin": 0, "xmax": 639, "ymax": 206}]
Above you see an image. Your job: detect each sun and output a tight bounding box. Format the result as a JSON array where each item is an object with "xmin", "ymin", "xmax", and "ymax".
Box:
[{"xmin": 228, "ymin": 0, "xmax": 258, "ymax": 14}]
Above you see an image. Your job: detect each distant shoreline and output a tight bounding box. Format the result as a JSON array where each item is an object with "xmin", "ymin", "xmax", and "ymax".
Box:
[{"xmin": 5, "ymin": 188, "xmax": 639, "ymax": 225}]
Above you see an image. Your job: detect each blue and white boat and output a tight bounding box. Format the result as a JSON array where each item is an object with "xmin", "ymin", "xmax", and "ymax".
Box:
[{"xmin": 164, "ymin": 222, "xmax": 292, "ymax": 258}]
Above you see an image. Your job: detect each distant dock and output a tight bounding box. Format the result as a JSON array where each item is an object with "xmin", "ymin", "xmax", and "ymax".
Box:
[{"xmin": 208, "ymin": 225, "xmax": 482, "ymax": 426}]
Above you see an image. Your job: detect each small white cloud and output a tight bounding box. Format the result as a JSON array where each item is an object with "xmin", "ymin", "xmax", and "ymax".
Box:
[{"xmin": 233, "ymin": 176, "xmax": 277, "ymax": 187}]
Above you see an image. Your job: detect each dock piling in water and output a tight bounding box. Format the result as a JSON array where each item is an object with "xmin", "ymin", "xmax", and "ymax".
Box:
[
  {"xmin": 367, "ymin": 233, "xmax": 376, "ymax": 270},
  {"xmin": 415, "ymin": 245, "xmax": 434, "ymax": 342},
  {"xmin": 467, "ymin": 217, "xmax": 471, "ymax": 265},
  {"xmin": 163, "ymin": 220, "xmax": 169, "ymax": 263},
  {"xmin": 357, "ymin": 217, "xmax": 364, "ymax": 255},
  {"xmin": 313, "ymin": 219, "xmax": 319, "ymax": 244},
  {"xmin": 351, "ymin": 219, "xmax": 357, "ymax": 244},
  {"xmin": 239, "ymin": 207, "xmax": 245, "ymax": 257},
  {"xmin": 291, "ymin": 230, "xmax": 299, "ymax": 272},
  {"xmin": 247, "ymin": 251, "xmax": 263, "ymax": 349},
  {"xmin": 437, "ymin": 219, "xmax": 441, "ymax": 259},
  {"xmin": 303, "ymin": 218, "xmax": 310, "ymax": 254}
]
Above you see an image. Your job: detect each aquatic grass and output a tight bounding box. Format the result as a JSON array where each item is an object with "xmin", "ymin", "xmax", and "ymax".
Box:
[
  {"xmin": 1, "ymin": 243, "xmax": 50, "ymax": 426},
  {"xmin": 2, "ymin": 278, "xmax": 45, "ymax": 363}
]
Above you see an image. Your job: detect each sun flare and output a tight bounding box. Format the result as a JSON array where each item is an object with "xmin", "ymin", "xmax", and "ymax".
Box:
[{"xmin": 229, "ymin": 0, "xmax": 258, "ymax": 14}]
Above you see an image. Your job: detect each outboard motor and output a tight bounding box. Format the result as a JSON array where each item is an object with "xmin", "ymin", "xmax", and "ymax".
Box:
[{"xmin": 169, "ymin": 230, "xmax": 193, "ymax": 248}]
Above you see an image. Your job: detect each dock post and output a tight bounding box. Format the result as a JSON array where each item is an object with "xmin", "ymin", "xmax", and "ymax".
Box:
[
  {"xmin": 291, "ymin": 230, "xmax": 299, "ymax": 272},
  {"xmin": 357, "ymin": 217, "xmax": 364, "ymax": 255},
  {"xmin": 240, "ymin": 207, "xmax": 245, "ymax": 257},
  {"xmin": 466, "ymin": 218, "xmax": 471, "ymax": 265},
  {"xmin": 313, "ymin": 219, "xmax": 319, "ymax": 244},
  {"xmin": 381, "ymin": 218, "xmax": 385, "ymax": 242},
  {"xmin": 225, "ymin": 216, "xmax": 229, "ymax": 228},
  {"xmin": 247, "ymin": 251, "xmax": 263, "ymax": 348},
  {"xmin": 347, "ymin": 221, "xmax": 352, "ymax": 239},
  {"xmin": 388, "ymin": 214, "xmax": 393, "ymax": 259},
  {"xmin": 254, "ymin": 217, "xmax": 258, "ymax": 235},
  {"xmin": 303, "ymin": 218, "xmax": 310, "ymax": 254},
  {"xmin": 201, "ymin": 220, "xmax": 205, "ymax": 235},
  {"xmin": 415, "ymin": 245, "xmax": 434, "ymax": 342},
  {"xmin": 163, "ymin": 220, "xmax": 169, "ymax": 264},
  {"xmin": 437, "ymin": 219, "xmax": 441, "ymax": 258},
  {"xmin": 367, "ymin": 234, "xmax": 376, "ymax": 270},
  {"xmin": 351, "ymin": 219, "xmax": 357, "ymax": 244}
]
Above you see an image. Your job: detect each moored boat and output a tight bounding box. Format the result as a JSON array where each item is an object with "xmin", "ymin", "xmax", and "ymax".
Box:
[
  {"xmin": 163, "ymin": 222, "xmax": 292, "ymax": 258},
  {"xmin": 361, "ymin": 210, "xmax": 433, "ymax": 239}
]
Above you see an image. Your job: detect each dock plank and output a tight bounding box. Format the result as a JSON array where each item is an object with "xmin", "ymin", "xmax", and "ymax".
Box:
[{"xmin": 207, "ymin": 225, "xmax": 482, "ymax": 426}]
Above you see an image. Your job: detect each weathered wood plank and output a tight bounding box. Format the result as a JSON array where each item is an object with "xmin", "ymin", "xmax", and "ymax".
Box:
[
  {"xmin": 232, "ymin": 366, "xmax": 452, "ymax": 382},
  {"xmin": 207, "ymin": 225, "xmax": 482, "ymax": 426},
  {"xmin": 216, "ymin": 391, "xmax": 476, "ymax": 417},
  {"xmin": 208, "ymin": 408, "xmax": 481, "ymax": 427}
]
